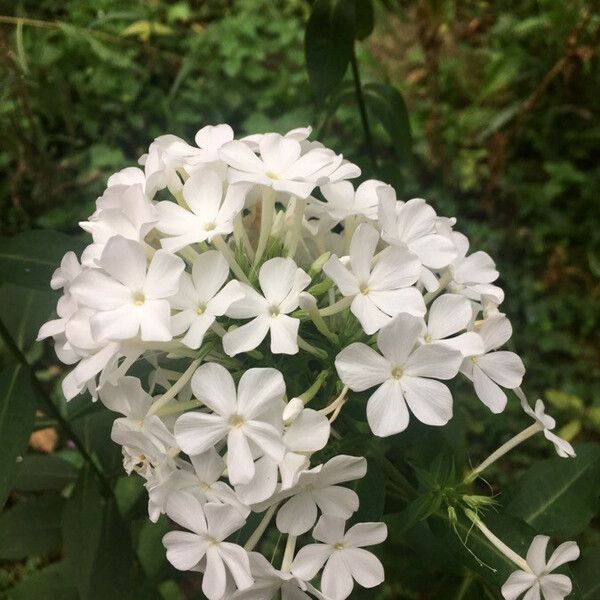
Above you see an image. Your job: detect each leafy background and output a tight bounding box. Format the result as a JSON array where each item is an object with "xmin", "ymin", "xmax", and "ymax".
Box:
[{"xmin": 0, "ymin": 1, "xmax": 598, "ymax": 599}]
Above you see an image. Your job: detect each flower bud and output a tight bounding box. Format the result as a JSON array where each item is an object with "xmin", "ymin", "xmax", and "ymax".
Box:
[
  {"xmin": 283, "ymin": 397, "xmax": 304, "ymax": 422},
  {"xmin": 298, "ymin": 292, "xmax": 317, "ymax": 313}
]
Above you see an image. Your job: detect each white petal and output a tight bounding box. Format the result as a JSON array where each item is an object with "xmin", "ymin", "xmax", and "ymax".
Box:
[
  {"xmin": 472, "ymin": 365, "xmax": 507, "ymax": 413},
  {"xmin": 501, "ymin": 570, "xmax": 537, "ymax": 600},
  {"xmin": 204, "ymin": 502, "xmax": 246, "ymax": 541},
  {"xmin": 401, "ymin": 376, "xmax": 453, "ymax": 426},
  {"xmin": 91, "ymin": 305, "xmax": 140, "ymax": 341},
  {"xmin": 243, "ymin": 421, "xmax": 285, "ymax": 463},
  {"xmin": 322, "ymin": 255, "xmax": 359, "ymax": 297},
  {"xmin": 191, "ymin": 250, "xmax": 229, "ymax": 301},
  {"xmin": 237, "ymin": 367, "xmax": 286, "ymax": 420},
  {"xmin": 269, "ymin": 314, "xmax": 300, "ymax": 354},
  {"xmin": 317, "ymin": 455, "xmax": 367, "ymax": 487},
  {"xmin": 225, "ymin": 285, "xmax": 267, "ymax": 318},
  {"xmin": 227, "ymin": 428, "xmax": 255, "ymax": 485},
  {"xmin": 368, "ymin": 287, "xmax": 426, "ymax": 319},
  {"xmin": 144, "ymin": 250, "xmax": 184, "ymax": 299},
  {"xmin": 343, "ymin": 547, "xmax": 384, "ymax": 588},
  {"xmin": 404, "ymin": 344, "xmax": 462, "ymax": 380},
  {"xmin": 335, "ymin": 343, "xmax": 390, "ymax": 391},
  {"xmin": 478, "ymin": 316, "xmax": 512, "ymax": 351},
  {"xmin": 191, "ymin": 362, "xmax": 237, "ymax": 416},
  {"xmin": 203, "ymin": 546, "xmax": 227, "ymax": 600},
  {"xmin": 139, "ymin": 300, "xmax": 173, "ymax": 342},
  {"xmin": 427, "ymin": 294, "xmax": 472, "ymax": 340},
  {"xmin": 189, "ymin": 447, "xmax": 226, "ymax": 484},
  {"xmin": 351, "ymin": 294, "xmax": 391, "ymax": 335},
  {"xmin": 539, "ymin": 574, "xmax": 572, "ymax": 600},
  {"xmin": 259, "ymin": 257, "xmax": 298, "ymax": 304},
  {"xmin": 165, "ymin": 491, "xmax": 207, "ymax": 533},
  {"xmin": 369, "ymin": 246, "xmax": 420, "ymax": 291},
  {"xmin": 291, "ymin": 543, "xmax": 333, "ymax": 580},
  {"xmin": 545, "ymin": 540, "xmax": 580, "ymax": 572},
  {"xmin": 344, "ymin": 522, "xmax": 387, "ymax": 548},
  {"xmin": 276, "ymin": 492, "xmax": 318, "ymax": 535},
  {"xmin": 314, "ymin": 486, "xmax": 359, "ymax": 518},
  {"xmin": 440, "ymin": 332, "xmax": 484, "ymax": 357},
  {"xmin": 377, "ymin": 313, "xmax": 422, "ymax": 365},
  {"xmin": 100, "ymin": 236, "xmax": 147, "ymax": 290},
  {"xmin": 70, "ymin": 270, "xmax": 131, "ymax": 310},
  {"xmin": 235, "ymin": 456, "xmax": 278, "ymax": 504},
  {"xmin": 220, "ymin": 140, "xmax": 265, "ymax": 172},
  {"xmin": 322, "ymin": 551, "xmax": 354, "ymax": 600},
  {"xmin": 209, "ymin": 280, "xmax": 245, "ymax": 316},
  {"xmin": 477, "ymin": 352, "xmax": 525, "ymax": 388},
  {"xmin": 183, "ymin": 169, "xmax": 223, "ymax": 218},
  {"xmin": 222, "ymin": 315, "xmax": 270, "ymax": 356},
  {"xmin": 349, "ymin": 224, "xmax": 379, "ymax": 282},
  {"xmin": 163, "ymin": 531, "xmax": 208, "ymax": 571},
  {"xmin": 175, "ymin": 412, "xmax": 229, "ymax": 455},
  {"xmin": 409, "ymin": 233, "xmax": 457, "ymax": 269},
  {"xmin": 313, "ymin": 514, "xmax": 347, "ymax": 544},
  {"xmin": 218, "ymin": 542, "xmax": 254, "ymax": 590},
  {"xmin": 179, "ymin": 312, "xmax": 214, "ymax": 349},
  {"xmin": 284, "ymin": 409, "xmax": 330, "ymax": 453},
  {"xmin": 260, "ymin": 133, "xmax": 301, "ymax": 173},
  {"xmin": 543, "ymin": 430, "xmax": 576, "ymax": 458},
  {"xmin": 454, "ymin": 250, "xmax": 498, "ymax": 284},
  {"xmin": 366, "ymin": 379, "xmax": 410, "ymax": 437}
]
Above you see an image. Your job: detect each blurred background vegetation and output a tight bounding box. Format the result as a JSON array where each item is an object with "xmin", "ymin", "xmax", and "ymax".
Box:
[{"xmin": 0, "ymin": 0, "xmax": 599, "ymax": 598}]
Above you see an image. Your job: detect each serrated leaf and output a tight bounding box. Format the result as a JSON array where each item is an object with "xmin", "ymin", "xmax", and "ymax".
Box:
[
  {"xmin": 305, "ymin": 0, "xmax": 355, "ymax": 99},
  {"xmin": 13, "ymin": 454, "xmax": 79, "ymax": 491},
  {"xmin": 0, "ymin": 230, "xmax": 85, "ymax": 291},
  {"xmin": 505, "ymin": 443, "xmax": 600, "ymax": 537},
  {"xmin": 0, "ymin": 362, "xmax": 37, "ymax": 509},
  {"xmin": 0, "ymin": 495, "xmax": 65, "ymax": 559}
]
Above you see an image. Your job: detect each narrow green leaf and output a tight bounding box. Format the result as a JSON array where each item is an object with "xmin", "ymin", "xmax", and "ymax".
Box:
[
  {"xmin": 0, "ymin": 230, "xmax": 85, "ymax": 291},
  {"xmin": 354, "ymin": 0, "xmax": 374, "ymax": 40},
  {"xmin": 0, "ymin": 495, "xmax": 65, "ymax": 559},
  {"xmin": 364, "ymin": 82, "xmax": 413, "ymax": 163},
  {"xmin": 13, "ymin": 454, "xmax": 79, "ymax": 491},
  {"xmin": 305, "ymin": 0, "xmax": 355, "ymax": 98},
  {"xmin": 506, "ymin": 443, "xmax": 600, "ymax": 537},
  {"xmin": 353, "ymin": 458, "xmax": 385, "ymax": 522},
  {"xmin": 0, "ymin": 363, "xmax": 37, "ymax": 508}
]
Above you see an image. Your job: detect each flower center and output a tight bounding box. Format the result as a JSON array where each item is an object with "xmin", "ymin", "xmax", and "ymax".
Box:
[
  {"xmin": 196, "ymin": 304, "xmax": 206, "ymax": 315},
  {"xmin": 266, "ymin": 170, "xmax": 280, "ymax": 180},
  {"xmin": 132, "ymin": 291, "xmax": 146, "ymax": 306},
  {"xmin": 334, "ymin": 543, "xmax": 345, "ymax": 551},
  {"xmin": 471, "ymin": 356, "xmax": 479, "ymax": 364},
  {"xmin": 198, "ymin": 480, "xmax": 210, "ymax": 491},
  {"xmin": 229, "ymin": 414, "xmax": 245, "ymax": 428},
  {"xmin": 359, "ymin": 284, "xmax": 370, "ymax": 295},
  {"xmin": 204, "ymin": 222, "xmax": 216, "ymax": 231},
  {"xmin": 391, "ymin": 367, "xmax": 404, "ymax": 380},
  {"xmin": 424, "ymin": 333, "xmax": 432, "ymax": 343},
  {"xmin": 269, "ymin": 305, "xmax": 280, "ymax": 317}
]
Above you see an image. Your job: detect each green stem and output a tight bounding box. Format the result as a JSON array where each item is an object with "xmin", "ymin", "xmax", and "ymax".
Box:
[
  {"xmin": 0, "ymin": 317, "xmax": 113, "ymax": 497},
  {"xmin": 350, "ymin": 47, "xmax": 377, "ymax": 171}
]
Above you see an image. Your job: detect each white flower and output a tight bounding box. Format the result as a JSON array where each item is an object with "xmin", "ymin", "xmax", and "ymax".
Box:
[
  {"xmin": 174, "ymin": 363, "xmax": 285, "ymax": 485},
  {"xmin": 193, "ymin": 123, "xmax": 235, "ymax": 163},
  {"xmin": 291, "ymin": 515, "xmax": 387, "ymax": 600},
  {"xmin": 460, "ymin": 316, "xmax": 525, "ymax": 413},
  {"xmin": 256, "ymin": 455, "xmax": 367, "ymax": 535},
  {"xmin": 232, "ymin": 552, "xmax": 323, "ymax": 600},
  {"xmin": 335, "ymin": 313, "xmax": 463, "ymax": 436},
  {"xmin": 162, "ymin": 492, "xmax": 253, "ymax": 599},
  {"xmin": 420, "ymin": 293, "xmax": 484, "ymax": 357},
  {"xmin": 99, "ymin": 375, "xmax": 175, "ymax": 450},
  {"xmin": 220, "ymin": 133, "xmax": 336, "ymax": 198},
  {"xmin": 50, "ymin": 251, "xmax": 82, "ymax": 290},
  {"xmin": 378, "ymin": 190, "xmax": 457, "ymax": 270},
  {"xmin": 501, "ymin": 535, "xmax": 579, "ymax": 600},
  {"xmin": 155, "ymin": 169, "xmax": 249, "ymax": 253},
  {"xmin": 223, "ymin": 257, "xmax": 311, "ymax": 356},
  {"xmin": 448, "ymin": 231, "xmax": 504, "ymax": 303},
  {"xmin": 515, "ymin": 389, "xmax": 576, "ymax": 458},
  {"xmin": 323, "ymin": 223, "xmax": 424, "ymax": 334},
  {"xmin": 70, "ymin": 236, "xmax": 185, "ymax": 342},
  {"xmin": 170, "ymin": 250, "xmax": 244, "ymax": 348},
  {"xmin": 170, "ymin": 448, "xmax": 250, "ymax": 516},
  {"xmin": 309, "ymin": 179, "xmax": 386, "ymax": 226}
]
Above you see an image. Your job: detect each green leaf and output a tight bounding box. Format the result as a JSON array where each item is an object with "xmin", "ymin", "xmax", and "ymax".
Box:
[
  {"xmin": 353, "ymin": 458, "xmax": 385, "ymax": 522},
  {"xmin": 62, "ymin": 468, "xmax": 140, "ymax": 600},
  {"xmin": 13, "ymin": 454, "xmax": 79, "ymax": 491},
  {"xmin": 0, "ymin": 284, "xmax": 56, "ymax": 352},
  {"xmin": 0, "ymin": 230, "xmax": 85, "ymax": 291},
  {"xmin": 506, "ymin": 443, "xmax": 600, "ymax": 536},
  {"xmin": 138, "ymin": 516, "xmax": 170, "ymax": 579},
  {"xmin": 7, "ymin": 561, "xmax": 78, "ymax": 600},
  {"xmin": 364, "ymin": 83, "xmax": 413, "ymax": 163},
  {"xmin": 572, "ymin": 545, "xmax": 600, "ymax": 599},
  {"xmin": 354, "ymin": 0, "xmax": 374, "ymax": 40},
  {"xmin": 0, "ymin": 363, "xmax": 37, "ymax": 509},
  {"xmin": 305, "ymin": 0, "xmax": 355, "ymax": 98},
  {"xmin": 0, "ymin": 495, "xmax": 65, "ymax": 559}
]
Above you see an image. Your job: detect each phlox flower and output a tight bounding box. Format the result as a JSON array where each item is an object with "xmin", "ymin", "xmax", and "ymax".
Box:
[
  {"xmin": 323, "ymin": 223, "xmax": 424, "ymax": 334},
  {"xmin": 174, "ymin": 363, "xmax": 285, "ymax": 485},
  {"xmin": 335, "ymin": 313, "xmax": 463, "ymax": 436},
  {"xmin": 70, "ymin": 235, "xmax": 185, "ymax": 342},
  {"xmin": 223, "ymin": 257, "xmax": 311, "ymax": 356},
  {"xmin": 460, "ymin": 316, "xmax": 525, "ymax": 413},
  {"xmin": 162, "ymin": 492, "xmax": 253, "ymax": 600},
  {"xmin": 170, "ymin": 250, "xmax": 244, "ymax": 349},
  {"xmin": 291, "ymin": 515, "xmax": 387, "ymax": 600},
  {"xmin": 501, "ymin": 535, "xmax": 579, "ymax": 600},
  {"xmin": 155, "ymin": 169, "xmax": 250, "ymax": 253}
]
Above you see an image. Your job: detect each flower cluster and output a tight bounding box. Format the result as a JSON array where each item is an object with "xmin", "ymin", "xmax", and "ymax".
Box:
[{"xmin": 38, "ymin": 124, "xmax": 577, "ymax": 600}]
